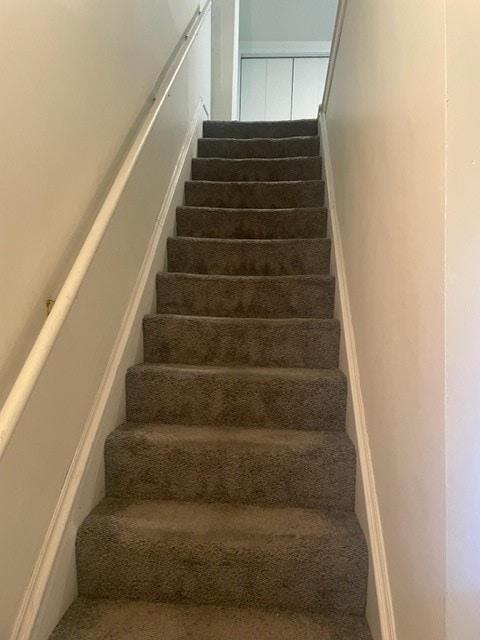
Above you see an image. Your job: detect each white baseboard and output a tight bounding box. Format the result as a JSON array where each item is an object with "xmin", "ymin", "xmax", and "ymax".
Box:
[
  {"xmin": 11, "ymin": 100, "xmax": 205, "ymax": 640},
  {"xmin": 319, "ymin": 112, "xmax": 397, "ymax": 640}
]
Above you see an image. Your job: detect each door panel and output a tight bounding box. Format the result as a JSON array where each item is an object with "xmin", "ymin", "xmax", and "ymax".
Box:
[
  {"xmin": 240, "ymin": 58, "xmax": 267, "ymax": 121},
  {"xmin": 291, "ymin": 57, "xmax": 329, "ymax": 119},
  {"xmin": 265, "ymin": 58, "xmax": 293, "ymax": 121}
]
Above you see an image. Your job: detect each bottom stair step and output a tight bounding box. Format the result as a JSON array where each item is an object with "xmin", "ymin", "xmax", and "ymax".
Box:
[
  {"xmin": 77, "ymin": 499, "xmax": 368, "ymax": 614},
  {"xmin": 50, "ymin": 598, "xmax": 373, "ymax": 639}
]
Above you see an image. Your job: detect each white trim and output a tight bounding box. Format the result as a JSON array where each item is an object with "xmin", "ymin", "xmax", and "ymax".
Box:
[
  {"xmin": 321, "ymin": 0, "xmax": 348, "ymax": 112},
  {"xmin": 319, "ymin": 112, "xmax": 397, "ymax": 640},
  {"xmin": 240, "ymin": 40, "xmax": 331, "ymax": 57},
  {"xmin": 0, "ymin": 0, "xmax": 212, "ymax": 462},
  {"xmin": 11, "ymin": 99, "xmax": 205, "ymax": 640}
]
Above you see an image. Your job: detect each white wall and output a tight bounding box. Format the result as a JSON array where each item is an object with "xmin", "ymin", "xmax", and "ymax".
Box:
[
  {"xmin": 0, "ymin": 2, "xmax": 211, "ymax": 638},
  {"xmin": 211, "ymin": 0, "xmax": 240, "ymax": 119},
  {"xmin": 325, "ymin": 1, "xmax": 446, "ymax": 638},
  {"xmin": 240, "ymin": 0, "xmax": 338, "ymax": 43},
  {"xmin": 445, "ymin": 2, "xmax": 480, "ymax": 638},
  {"xmin": 0, "ymin": 0, "xmax": 200, "ymax": 411}
]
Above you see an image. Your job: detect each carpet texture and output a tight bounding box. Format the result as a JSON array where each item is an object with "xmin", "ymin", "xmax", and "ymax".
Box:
[
  {"xmin": 184, "ymin": 179, "xmax": 325, "ymax": 209},
  {"xmin": 142, "ymin": 315, "xmax": 340, "ymax": 368},
  {"xmin": 50, "ymin": 599, "xmax": 372, "ymax": 640},
  {"xmin": 198, "ymin": 135, "xmax": 320, "ymax": 158},
  {"xmin": 191, "ymin": 156, "xmax": 322, "ymax": 181},
  {"xmin": 50, "ymin": 118, "xmax": 372, "ymax": 639},
  {"xmin": 167, "ymin": 237, "xmax": 332, "ymax": 276},
  {"xmin": 176, "ymin": 206, "xmax": 328, "ymax": 239},
  {"xmin": 104, "ymin": 424, "xmax": 355, "ymax": 509},
  {"xmin": 156, "ymin": 273, "xmax": 336, "ymax": 318}
]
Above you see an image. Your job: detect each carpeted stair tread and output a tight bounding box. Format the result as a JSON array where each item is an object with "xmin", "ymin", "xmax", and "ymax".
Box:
[
  {"xmin": 126, "ymin": 363, "xmax": 346, "ymax": 430},
  {"xmin": 191, "ymin": 157, "xmax": 322, "ymax": 182},
  {"xmin": 50, "ymin": 598, "xmax": 373, "ymax": 640},
  {"xmin": 176, "ymin": 206, "xmax": 327, "ymax": 239},
  {"xmin": 156, "ymin": 273, "xmax": 335, "ymax": 319},
  {"xmin": 203, "ymin": 119, "xmax": 318, "ymax": 139},
  {"xmin": 184, "ymin": 180, "xmax": 324, "ymax": 208},
  {"xmin": 167, "ymin": 237, "xmax": 331, "ymax": 276},
  {"xmin": 76, "ymin": 498, "xmax": 368, "ymax": 613},
  {"xmin": 105, "ymin": 423, "xmax": 355, "ymax": 509},
  {"xmin": 198, "ymin": 135, "xmax": 320, "ymax": 159},
  {"xmin": 143, "ymin": 315, "xmax": 340, "ymax": 368}
]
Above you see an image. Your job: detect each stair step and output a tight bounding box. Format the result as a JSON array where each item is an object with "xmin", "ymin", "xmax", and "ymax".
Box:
[
  {"xmin": 50, "ymin": 597, "xmax": 373, "ymax": 640},
  {"xmin": 184, "ymin": 180, "xmax": 324, "ymax": 209},
  {"xmin": 191, "ymin": 157, "xmax": 322, "ymax": 182},
  {"xmin": 143, "ymin": 315, "xmax": 340, "ymax": 368},
  {"xmin": 167, "ymin": 237, "xmax": 331, "ymax": 276},
  {"xmin": 198, "ymin": 135, "xmax": 320, "ymax": 158},
  {"xmin": 176, "ymin": 206, "xmax": 327, "ymax": 239},
  {"xmin": 156, "ymin": 273, "xmax": 335, "ymax": 319},
  {"xmin": 76, "ymin": 499, "xmax": 368, "ymax": 614},
  {"xmin": 203, "ymin": 119, "xmax": 318, "ymax": 139},
  {"xmin": 105, "ymin": 424, "xmax": 355, "ymax": 509},
  {"xmin": 126, "ymin": 364, "xmax": 346, "ymax": 430}
]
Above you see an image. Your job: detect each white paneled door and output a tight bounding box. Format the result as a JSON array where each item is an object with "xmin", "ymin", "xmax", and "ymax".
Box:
[{"xmin": 240, "ymin": 56, "xmax": 328, "ymax": 121}]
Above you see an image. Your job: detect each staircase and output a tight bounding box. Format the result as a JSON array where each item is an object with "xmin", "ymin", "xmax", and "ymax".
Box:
[{"xmin": 50, "ymin": 119, "xmax": 372, "ymax": 639}]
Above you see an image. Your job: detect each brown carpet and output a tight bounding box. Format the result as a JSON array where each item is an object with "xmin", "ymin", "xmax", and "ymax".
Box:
[{"xmin": 50, "ymin": 118, "xmax": 372, "ymax": 639}]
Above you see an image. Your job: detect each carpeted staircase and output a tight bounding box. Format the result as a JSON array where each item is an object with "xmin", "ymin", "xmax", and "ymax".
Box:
[{"xmin": 50, "ymin": 119, "xmax": 372, "ymax": 639}]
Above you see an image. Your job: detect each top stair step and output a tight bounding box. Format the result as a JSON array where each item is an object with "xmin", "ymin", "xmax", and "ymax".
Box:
[{"xmin": 204, "ymin": 119, "xmax": 318, "ymax": 139}]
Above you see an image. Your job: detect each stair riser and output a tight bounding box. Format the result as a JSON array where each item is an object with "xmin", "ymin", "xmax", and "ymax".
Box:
[
  {"xmin": 167, "ymin": 238, "xmax": 331, "ymax": 277},
  {"xmin": 197, "ymin": 136, "xmax": 320, "ymax": 158},
  {"xmin": 126, "ymin": 367, "xmax": 347, "ymax": 430},
  {"xmin": 176, "ymin": 207, "xmax": 327, "ymax": 239},
  {"xmin": 50, "ymin": 598, "xmax": 374, "ymax": 640},
  {"xmin": 105, "ymin": 431, "xmax": 355, "ymax": 509},
  {"xmin": 191, "ymin": 158, "xmax": 322, "ymax": 182},
  {"xmin": 77, "ymin": 525, "xmax": 367, "ymax": 614},
  {"xmin": 143, "ymin": 316, "xmax": 340, "ymax": 368},
  {"xmin": 184, "ymin": 181, "xmax": 324, "ymax": 209},
  {"xmin": 203, "ymin": 119, "xmax": 318, "ymax": 139},
  {"xmin": 156, "ymin": 275, "xmax": 335, "ymax": 319}
]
